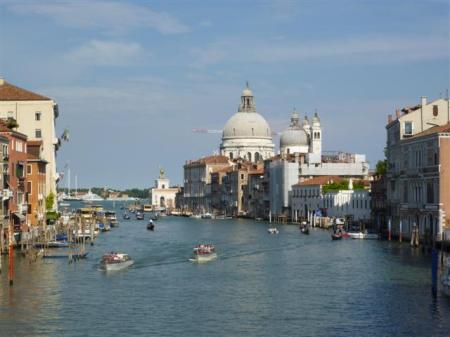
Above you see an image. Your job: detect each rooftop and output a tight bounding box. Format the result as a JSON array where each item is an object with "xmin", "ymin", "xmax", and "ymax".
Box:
[
  {"xmin": 0, "ymin": 79, "xmax": 51, "ymax": 101},
  {"xmin": 410, "ymin": 122, "xmax": 450, "ymax": 139},
  {"xmin": 294, "ymin": 175, "xmax": 344, "ymax": 187},
  {"xmin": 185, "ymin": 155, "xmax": 230, "ymax": 166}
]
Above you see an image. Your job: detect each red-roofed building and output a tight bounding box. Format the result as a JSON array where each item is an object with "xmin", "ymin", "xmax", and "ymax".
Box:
[
  {"xmin": 0, "ymin": 78, "xmax": 60, "ymax": 206},
  {"xmin": 0, "ymin": 120, "xmax": 29, "ymax": 244}
]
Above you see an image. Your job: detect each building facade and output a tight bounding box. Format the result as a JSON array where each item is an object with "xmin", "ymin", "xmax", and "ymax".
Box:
[
  {"xmin": 149, "ymin": 168, "xmax": 179, "ymax": 210},
  {"xmin": 26, "ymin": 141, "xmax": 47, "ymax": 227},
  {"xmin": 0, "ymin": 78, "xmax": 60, "ymax": 202},
  {"xmin": 386, "ymin": 96, "xmax": 450, "ymax": 242}
]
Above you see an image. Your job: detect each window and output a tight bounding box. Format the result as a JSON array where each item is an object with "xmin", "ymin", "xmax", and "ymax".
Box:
[
  {"xmin": 404, "ymin": 122, "xmax": 413, "ymax": 136},
  {"xmin": 433, "ymin": 105, "xmax": 438, "ymax": 117},
  {"xmin": 427, "ymin": 181, "xmax": 434, "ymax": 204},
  {"xmin": 229, "ymin": 152, "xmax": 233, "ymax": 160},
  {"xmin": 241, "ymin": 174, "xmax": 244, "ymax": 180},
  {"xmin": 27, "ymin": 164, "xmax": 32, "ymax": 175},
  {"xmin": 35, "ymin": 129, "xmax": 42, "ymax": 138},
  {"xmin": 27, "ymin": 181, "xmax": 32, "ymax": 195},
  {"xmin": 35, "ymin": 112, "xmax": 41, "ymax": 121}
]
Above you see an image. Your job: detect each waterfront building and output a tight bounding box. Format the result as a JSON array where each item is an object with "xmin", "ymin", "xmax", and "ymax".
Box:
[
  {"xmin": 244, "ymin": 166, "xmax": 265, "ymax": 219},
  {"xmin": 0, "ymin": 78, "xmax": 60, "ymax": 203},
  {"xmin": 26, "ymin": 140, "xmax": 47, "ymax": 227},
  {"xmin": 149, "ymin": 168, "xmax": 179, "ymax": 210},
  {"xmin": 0, "ymin": 120, "xmax": 28, "ymax": 243},
  {"xmin": 386, "ymin": 95, "xmax": 450, "ymax": 243},
  {"xmin": 182, "ymin": 155, "xmax": 232, "ymax": 213},
  {"xmin": 220, "ymin": 84, "xmax": 275, "ymax": 162},
  {"xmin": 291, "ymin": 176, "xmax": 371, "ymax": 223},
  {"xmin": 371, "ymin": 173, "xmax": 388, "ymax": 235},
  {"xmin": 0, "ymin": 135, "xmax": 8, "ymax": 253}
]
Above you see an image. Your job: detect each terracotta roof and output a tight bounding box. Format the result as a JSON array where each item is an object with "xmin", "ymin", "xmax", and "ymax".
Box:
[
  {"xmin": 294, "ymin": 176, "xmax": 344, "ymax": 187},
  {"xmin": 0, "ymin": 81, "xmax": 51, "ymax": 101},
  {"xmin": 410, "ymin": 123, "xmax": 450, "ymax": 139},
  {"xmin": 186, "ymin": 155, "xmax": 230, "ymax": 166}
]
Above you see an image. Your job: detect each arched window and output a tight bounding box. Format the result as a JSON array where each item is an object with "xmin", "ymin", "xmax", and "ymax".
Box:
[
  {"xmin": 233, "ymin": 128, "xmax": 236, "ymax": 136},
  {"xmin": 287, "ymin": 148, "xmax": 290, "ymax": 155},
  {"xmin": 229, "ymin": 152, "xmax": 233, "ymax": 159},
  {"xmin": 254, "ymin": 152, "xmax": 260, "ymax": 162},
  {"xmin": 247, "ymin": 152, "xmax": 252, "ymax": 162}
]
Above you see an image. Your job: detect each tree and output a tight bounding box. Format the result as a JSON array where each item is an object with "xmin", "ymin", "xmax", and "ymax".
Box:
[
  {"xmin": 375, "ymin": 160, "xmax": 387, "ymax": 176},
  {"xmin": 45, "ymin": 191, "xmax": 55, "ymax": 211}
]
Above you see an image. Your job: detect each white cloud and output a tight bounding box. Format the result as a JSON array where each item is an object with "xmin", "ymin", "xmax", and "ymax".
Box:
[
  {"xmin": 7, "ymin": 0, "xmax": 189, "ymax": 35},
  {"xmin": 66, "ymin": 40, "xmax": 143, "ymax": 66},
  {"xmin": 190, "ymin": 35, "xmax": 450, "ymax": 67}
]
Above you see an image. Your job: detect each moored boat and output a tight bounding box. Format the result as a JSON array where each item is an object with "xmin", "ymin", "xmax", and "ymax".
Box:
[
  {"xmin": 347, "ymin": 231, "xmax": 379, "ymax": 240},
  {"xmin": 441, "ymin": 259, "xmax": 450, "ymax": 297},
  {"xmin": 189, "ymin": 244, "xmax": 217, "ymax": 263},
  {"xmin": 101, "ymin": 252, "xmax": 134, "ymax": 271},
  {"xmin": 268, "ymin": 227, "xmax": 279, "ymax": 234}
]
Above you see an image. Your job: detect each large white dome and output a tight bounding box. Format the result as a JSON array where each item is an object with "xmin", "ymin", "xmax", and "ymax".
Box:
[{"xmin": 222, "ymin": 112, "xmax": 272, "ymax": 139}]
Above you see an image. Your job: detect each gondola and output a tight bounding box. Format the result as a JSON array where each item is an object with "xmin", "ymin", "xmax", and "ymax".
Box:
[{"xmin": 301, "ymin": 226, "xmax": 309, "ymax": 235}]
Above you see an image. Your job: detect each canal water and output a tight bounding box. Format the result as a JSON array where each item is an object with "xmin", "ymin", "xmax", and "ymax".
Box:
[{"xmin": 1, "ymin": 202, "xmax": 449, "ymax": 337}]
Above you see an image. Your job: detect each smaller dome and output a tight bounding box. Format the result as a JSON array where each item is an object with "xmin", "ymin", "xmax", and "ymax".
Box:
[
  {"xmin": 280, "ymin": 128, "xmax": 308, "ymax": 147},
  {"xmin": 242, "ymin": 88, "xmax": 253, "ymax": 97}
]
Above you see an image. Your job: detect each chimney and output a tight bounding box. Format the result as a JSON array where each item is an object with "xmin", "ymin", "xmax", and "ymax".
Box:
[
  {"xmin": 388, "ymin": 114, "xmax": 393, "ymax": 124},
  {"xmin": 421, "ymin": 96, "xmax": 427, "ymax": 107},
  {"xmin": 395, "ymin": 109, "xmax": 401, "ymax": 118}
]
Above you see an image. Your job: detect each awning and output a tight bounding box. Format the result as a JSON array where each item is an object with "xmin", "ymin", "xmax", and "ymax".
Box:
[{"xmin": 13, "ymin": 212, "xmax": 26, "ymax": 222}]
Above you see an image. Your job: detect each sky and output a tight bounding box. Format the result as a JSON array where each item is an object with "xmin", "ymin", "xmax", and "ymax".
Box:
[{"xmin": 0, "ymin": 0, "xmax": 449, "ymax": 189}]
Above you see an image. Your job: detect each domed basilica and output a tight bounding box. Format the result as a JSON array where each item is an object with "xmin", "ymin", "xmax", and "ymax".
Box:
[{"xmin": 220, "ymin": 84, "xmax": 275, "ymax": 162}]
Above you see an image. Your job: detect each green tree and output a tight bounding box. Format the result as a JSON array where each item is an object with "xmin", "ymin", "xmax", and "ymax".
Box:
[
  {"xmin": 375, "ymin": 160, "xmax": 387, "ymax": 176},
  {"xmin": 45, "ymin": 191, "xmax": 55, "ymax": 210}
]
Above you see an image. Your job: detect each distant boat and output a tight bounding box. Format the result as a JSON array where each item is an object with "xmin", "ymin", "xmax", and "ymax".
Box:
[
  {"xmin": 201, "ymin": 213, "xmax": 213, "ymax": 219},
  {"xmin": 136, "ymin": 212, "xmax": 144, "ymax": 220},
  {"xmin": 268, "ymin": 228, "xmax": 279, "ymax": 234},
  {"xmin": 123, "ymin": 212, "xmax": 130, "ymax": 220},
  {"xmin": 81, "ymin": 189, "xmax": 104, "ymax": 202},
  {"xmin": 347, "ymin": 231, "xmax": 378, "ymax": 240},
  {"xmin": 147, "ymin": 220, "xmax": 155, "ymax": 231}
]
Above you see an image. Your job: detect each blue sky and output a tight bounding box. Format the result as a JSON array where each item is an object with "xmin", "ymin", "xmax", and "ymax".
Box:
[{"xmin": 0, "ymin": 0, "xmax": 448, "ymax": 189}]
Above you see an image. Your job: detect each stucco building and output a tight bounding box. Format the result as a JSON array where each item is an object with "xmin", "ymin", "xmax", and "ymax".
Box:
[
  {"xmin": 26, "ymin": 140, "xmax": 47, "ymax": 227},
  {"xmin": 386, "ymin": 96, "xmax": 450, "ymax": 243},
  {"xmin": 0, "ymin": 78, "xmax": 60, "ymax": 202},
  {"xmin": 149, "ymin": 168, "xmax": 179, "ymax": 210}
]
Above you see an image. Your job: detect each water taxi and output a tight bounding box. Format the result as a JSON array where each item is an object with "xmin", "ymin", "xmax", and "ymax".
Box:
[
  {"xmin": 101, "ymin": 252, "xmax": 134, "ymax": 271},
  {"xmin": 189, "ymin": 244, "xmax": 217, "ymax": 263}
]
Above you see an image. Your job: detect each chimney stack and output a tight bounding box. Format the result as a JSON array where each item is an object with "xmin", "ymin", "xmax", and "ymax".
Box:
[{"xmin": 421, "ymin": 96, "xmax": 427, "ymax": 107}]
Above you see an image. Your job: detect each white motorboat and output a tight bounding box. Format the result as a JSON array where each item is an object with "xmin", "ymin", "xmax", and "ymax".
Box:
[
  {"xmin": 347, "ymin": 231, "xmax": 378, "ymax": 240},
  {"xmin": 441, "ymin": 259, "xmax": 450, "ymax": 297},
  {"xmin": 81, "ymin": 189, "xmax": 104, "ymax": 202},
  {"xmin": 190, "ymin": 214, "xmax": 202, "ymax": 219},
  {"xmin": 268, "ymin": 227, "xmax": 279, "ymax": 234},
  {"xmin": 201, "ymin": 213, "xmax": 213, "ymax": 219},
  {"xmin": 189, "ymin": 244, "xmax": 217, "ymax": 263},
  {"xmin": 101, "ymin": 252, "xmax": 134, "ymax": 271}
]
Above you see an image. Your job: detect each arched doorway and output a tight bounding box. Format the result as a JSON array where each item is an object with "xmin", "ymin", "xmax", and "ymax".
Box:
[{"xmin": 160, "ymin": 196, "xmax": 165, "ymax": 208}]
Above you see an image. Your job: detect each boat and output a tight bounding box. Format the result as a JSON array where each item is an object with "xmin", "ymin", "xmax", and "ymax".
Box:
[
  {"xmin": 189, "ymin": 244, "xmax": 217, "ymax": 263},
  {"xmin": 147, "ymin": 219, "xmax": 155, "ymax": 231},
  {"xmin": 43, "ymin": 252, "xmax": 88, "ymax": 259},
  {"xmin": 105, "ymin": 211, "xmax": 119, "ymax": 227},
  {"xmin": 123, "ymin": 212, "xmax": 130, "ymax": 220},
  {"xmin": 100, "ymin": 252, "xmax": 134, "ymax": 271},
  {"xmin": 190, "ymin": 214, "xmax": 202, "ymax": 219},
  {"xmin": 347, "ymin": 231, "xmax": 379, "ymax": 240},
  {"xmin": 136, "ymin": 212, "xmax": 144, "ymax": 220},
  {"xmin": 34, "ymin": 241, "xmax": 70, "ymax": 248},
  {"xmin": 441, "ymin": 259, "xmax": 450, "ymax": 297},
  {"xmin": 81, "ymin": 189, "xmax": 104, "ymax": 202},
  {"xmin": 268, "ymin": 227, "xmax": 279, "ymax": 234},
  {"xmin": 301, "ymin": 226, "xmax": 309, "ymax": 235},
  {"xmin": 201, "ymin": 213, "xmax": 213, "ymax": 219},
  {"xmin": 331, "ymin": 233, "xmax": 342, "ymax": 240}
]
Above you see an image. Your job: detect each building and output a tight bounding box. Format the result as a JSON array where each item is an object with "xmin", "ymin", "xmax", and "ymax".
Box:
[
  {"xmin": 0, "ymin": 78, "xmax": 60, "ymax": 203},
  {"xmin": 291, "ymin": 176, "xmax": 371, "ymax": 223},
  {"xmin": 220, "ymin": 84, "xmax": 275, "ymax": 162},
  {"xmin": 0, "ymin": 135, "xmax": 9, "ymax": 253},
  {"xmin": 149, "ymin": 168, "xmax": 179, "ymax": 210},
  {"xmin": 0, "ymin": 120, "xmax": 28, "ymax": 244},
  {"xmin": 371, "ymin": 173, "xmax": 388, "ymax": 235},
  {"xmin": 182, "ymin": 155, "xmax": 232, "ymax": 212},
  {"xmin": 26, "ymin": 140, "xmax": 47, "ymax": 227},
  {"xmin": 386, "ymin": 96, "xmax": 450, "ymax": 243}
]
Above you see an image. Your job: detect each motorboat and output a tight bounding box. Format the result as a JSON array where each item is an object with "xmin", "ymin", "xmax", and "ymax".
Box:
[
  {"xmin": 189, "ymin": 244, "xmax": 217, "ymax": 263},
  {"xmin": 347, "ymin": 231, "xmax": 379, "ymax": 240},
  {"xmin": 100, "ymin": 252, "xmax": 134, "ymax": 271},
  {"xmin": 301, "ymin": 226, "xmax": 309, "ymax": 235},
  {"xmin": 268, "ymin": 227, "xmax": 279, "ymax": 234},
  {"xmin": 147, "ymin": 220, "xmax": 155, "ymax": 231},
  {"xmin": 190, "ymin": 214, "xmax": 202, "ymax": 219},
  {"xmin": 136, "ymin": 212, "xmax": 144, "ymax": 220},
  {"xmin": 34, "ymin": 241, "xmax": 70, "ymax": 248},
  {"xmin": 106, "ymin": 211, "xmax": 119, "ymax": 227},
  {"xmin": 81, "ymin": 189, "xmax": 104, "ymax": 202},
  {"xmin": 201, "ymin": 213, "xmax": 213, "ymax": 219},
  {"xmin": 123, "ymin": 212, "xmax": 130, "ymax": 220},
  {"xmin": 441, "ymin": 259, "xmax": 450, "ymax": 297}
]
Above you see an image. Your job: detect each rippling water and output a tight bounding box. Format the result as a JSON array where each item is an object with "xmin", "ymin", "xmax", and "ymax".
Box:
[{"xmin": 1, "ymin": 202, "xmax": 449, "ymax": 337}]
